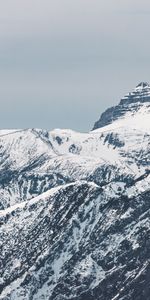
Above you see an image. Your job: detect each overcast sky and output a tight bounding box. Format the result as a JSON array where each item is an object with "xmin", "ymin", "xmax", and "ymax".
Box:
[{"xmin": 0, "ymin": 0, "xmax": 150, "ymax": 131}]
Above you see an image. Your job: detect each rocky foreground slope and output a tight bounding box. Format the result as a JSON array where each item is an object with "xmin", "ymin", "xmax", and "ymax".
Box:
[{"xmin": 0, "ymin": 82, "xmax": 150, "ymax": 299}]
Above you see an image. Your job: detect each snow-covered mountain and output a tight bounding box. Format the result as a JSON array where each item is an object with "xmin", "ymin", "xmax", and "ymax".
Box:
[
  {"xmin": 0, "ymin": 82, "xmax": 150, "ymax": 300},
  {"xmin": 93, "ymin": 81, "xmax": 150, "ymax": 129}
]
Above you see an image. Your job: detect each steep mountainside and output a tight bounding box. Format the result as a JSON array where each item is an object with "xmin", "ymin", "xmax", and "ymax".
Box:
[{"xmin": 0, "ymin": 83, "xmax": 150, "ymax": 300}]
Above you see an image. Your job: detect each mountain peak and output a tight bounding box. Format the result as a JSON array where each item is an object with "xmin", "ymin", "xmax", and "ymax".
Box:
[
  {"xmin": 119, "ymin": 81, "xmax": 150, "ymax": 105},
  {"xmin": 93, "ymin": 82, "xmax": 150, "ymax": 130},
  {"xmin": 135, "ymin": 81, "xmax": 150, "ymax": 90}
]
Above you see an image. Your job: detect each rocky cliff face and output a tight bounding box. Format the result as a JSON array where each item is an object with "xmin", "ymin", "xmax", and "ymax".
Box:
[{"xmin": 0, "ymin": 83, "xmax": 150, "ymax": 300}]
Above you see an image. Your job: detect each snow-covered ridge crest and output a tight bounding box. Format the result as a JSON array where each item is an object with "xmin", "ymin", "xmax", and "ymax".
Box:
[
  {"xmin": 0, "ymin": 82, "xmax": 150, "ymax": 300},
  {"xmin": 0, "ymin": 90, "xmax": 149, "ymax": 209}
]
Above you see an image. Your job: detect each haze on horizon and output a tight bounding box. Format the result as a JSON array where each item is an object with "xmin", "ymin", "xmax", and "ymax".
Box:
[{"xmin": 0, "ymin": 0, "xmax": 150, "ymax": 132}]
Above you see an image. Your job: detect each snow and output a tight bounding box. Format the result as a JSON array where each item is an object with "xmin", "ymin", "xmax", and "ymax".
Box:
[
  {"xmin": 0, "ymin": 102, "xmax": 149, "ymax": 209},
  {"xmin": 0, "ymin": 129, "xmax": 21, "ymax": 136},
  {"xmin": 0, "ymin": 100, "xmax": 149, "ymax": 209},
  {"xmin": 0, "ymin": 272, "xmax": 28, "ymax": 300},
  {"xmin": 52, "ymin": 250, "xmax": 72, "ymax": 280},
  {"xmin": 11, "ymin": 259, "xmax": 21, "ymax": 271},
  {"xmin": 0, "ymin": 186, "xmax": 57, "ymax": 218},
  {"xmin": 93, "ymin": 103, "xmax": 150, "ymax": 133},
  {"xmin": 120, "ymin": 208, "xmax": 134, "ymax": 220},
  {"xmin": 76, "ymin": 254, "xmax": 105, "ymax": 284},
  {"xmin": 0, "ymin": 85, "xmax": 150, "ymax": 299},
  {"xmin": 0, "ymin": 182, "xmax": 91, "ymax": 217}
]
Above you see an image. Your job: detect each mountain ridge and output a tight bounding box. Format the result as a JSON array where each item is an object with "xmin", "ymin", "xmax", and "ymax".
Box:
[
  {"xmin": 93, "ymin": 82, "xmax": 150, "ymax": 130},
  {"xmin": 0, "ymin": 82, "xmax": 150, "ymax": 299}
]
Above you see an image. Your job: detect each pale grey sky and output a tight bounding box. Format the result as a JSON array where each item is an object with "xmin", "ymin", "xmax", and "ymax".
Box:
[{"xmin": 0, "ymin": 0, "xmax": 150, "ymax": 131}]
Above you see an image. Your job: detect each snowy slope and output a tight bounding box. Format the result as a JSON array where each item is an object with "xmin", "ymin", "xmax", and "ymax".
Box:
[
  {"xmin": 0, "ymin": 82, "xmax": 150, "ymax": 300},
  {"xmin": 1, "ymin": 178, "xmax": 150, "ymax": 300}
]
